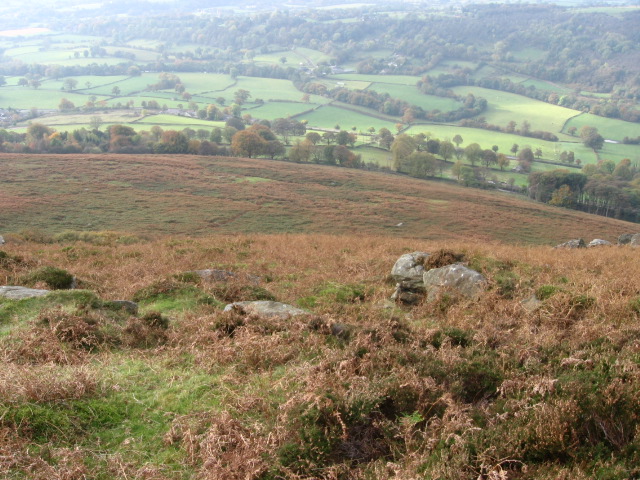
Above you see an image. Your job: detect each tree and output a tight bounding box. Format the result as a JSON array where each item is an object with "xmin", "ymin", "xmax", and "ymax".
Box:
[
  {"xmin": 305, "ymin": 132, "xmax": 321, "ymax": 145},
  {"xmin": 391, "ymin": 134, "xmax": 417, "ymax": 171},
  {"xmin": 482, "ymin": 149, "xmax": 497, "ymax": 168},
  {"xmin": 567, "ymin": 126, "xmax": 577, "ymax": 136},
  {"xmin": 439, "ymin": 141, "xmax": 455, "ymax": 162},
  {"xmin": 378, "ymin": 128, "xmax": 394, "ymax": 150},
  {"xmin": 452, "ymin": 134, "xmax": 463, "ymax": 148},
  {"xmin": 111, "ymin": 86, "xmax": 121, "ymax": 96},
  {"xmin": 580, "ymin": 126, "xmax": 604, "ymax": 150},
  {"xmin": 452, "ymin": 160, "xmax": 464, "ymax": 180},
  {"xmin": 63, "ymin": 78, "xmax": 78, "ymax": 91},
  {"xmin": 233, "ymin": 89, "xmax": 251, "ymax": 105},
  {"xmin": 510, "ymin": 144, "xmax": 519, "ymax": 155},
  {"xmin": 289, "ymin": 140, "xmax": 313, "ymax": 163},
  {"xmin": 336, "ymin": 130, "xmax": 350, "ymax": 146},
  {"xmin": 497, "ymin": 153, "xmax": 510, "ymax": 171},
  {"xmin": 517, "ymin": 147, "xmax": 535, "ymax": 164},
  {"xmin": 492, "ymin": 145, "xmax": 499, "ymax": 153},
  {"xmin": 89, "ymin": 116, "xmax": 103, "ymax": 130},
  {"xmin": 534, "ymin": 148, "xmax": 543, "ymax": 159},
  {"xmin": 464, "ymin": 143, "xmax": 482, "ymax": 166},
  {"xmin": 59, "ymin": 98, "xmax": 75, "ymax": 111},
  {"xmin": 231, "ymin": 129, "xmax": 267, "ymax": 158}
]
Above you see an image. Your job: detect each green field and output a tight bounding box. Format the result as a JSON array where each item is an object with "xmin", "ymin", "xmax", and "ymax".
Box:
[
  {"xmin": 298, "ymin": 104, "xmax": 397, "ymax": 131},
  {"xmin": 0, "ymin": 87, "xmax": 108, "ymax": 109},
  {"xmin": 134, "ymin": 114, "xmax": 224, "ymax": 128},
  {"xmin": 451, "ymin": 85, "xmax": 578, "ymax": 133},
  {"xmin": 245, "ymin": 102, "xmax": 317, "ymax": 120},
  {"xmin": 367, "ymin": 83, "xmax": 461, "ymax": 111},
  {"xmin": 318, "ymin": 79, "xmax": 372, "ymax": 90},
  {"xmin": 405, "ymin": 124, "xmax": 599, "ymax": 165},
  {"xmin": 331, "ymin": 73, "xmax": 421, "ymax": 85},
  {"xmin": 564, "ymin": 113, "xmax": 640, "ymax": 142}
]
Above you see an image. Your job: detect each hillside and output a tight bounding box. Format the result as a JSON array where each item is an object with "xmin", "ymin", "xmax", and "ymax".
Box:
[
  {"xmin": 0, "ymin": 153, "xmax": 636, "ymax": 245},
  {"xmin": 1, "ymin": 234, "xmax": 640, "ymax": 479}
]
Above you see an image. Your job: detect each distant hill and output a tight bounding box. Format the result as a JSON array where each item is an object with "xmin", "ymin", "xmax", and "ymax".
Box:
[{"xmin": 0, "ymin": 153, "xmax": 635, "ymax": 245}]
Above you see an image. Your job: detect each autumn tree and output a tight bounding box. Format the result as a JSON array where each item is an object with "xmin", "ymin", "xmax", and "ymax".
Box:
[
  {"xmin": 580, "ymin": 126, "xmax": 604, "ymax": 150},
  {"xmin": 464, "ymin": 143, "xmax": 482, "ymax": 166}
]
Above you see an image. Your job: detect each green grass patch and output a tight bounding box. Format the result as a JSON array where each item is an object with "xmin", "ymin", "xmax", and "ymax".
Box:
[
  {"xmin": 299, "ymin": 104, "xmax": 397, "ymax": 131},
  {"xmin": 563, "ymin": 113, "xmax": 640, "ymax": 143}
]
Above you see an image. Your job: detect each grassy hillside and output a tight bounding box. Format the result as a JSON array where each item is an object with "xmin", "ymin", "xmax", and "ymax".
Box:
[
  {"xmin": 2, "ymin": 235, "xmax": 640, "ymax": 479},
  {"xmin": 0, "ymin": 153, "xmax": 635, "ymax": 245}
]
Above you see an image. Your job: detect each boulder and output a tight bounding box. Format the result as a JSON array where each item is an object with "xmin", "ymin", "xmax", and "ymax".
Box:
[
  {"xmin": 423, "ymin": 264, "xmax": 487, "ymax": 302},
  {"xmin": 0, "ymin": 235, "xmax": 4, "ymax": 245},
  {"xmin": 0, "ymin": 286, "xmax": 50, "ymax": 300},
  {"xmin": 190, "ymin": 269, "xmax": 260, "ymax": 285},
  {"xmin": 631, "ymin": 234, "xmax": 640, "ymax": 247},
  {"xmin": 554, "ymin": 238, "xmax": 586, "ymax": 249},
  {"xmin": 618, "ymin": 233, "xmax": 634, "ymax": 245},
  {"xmin": 588, "ymin": 239, "xmax": 612, "ymax": 248},
  {"xmin": 391, "ymin": 251, "xmax": 430, "ymax": 287},
  {"xmin": 223, "ymin": 301, "xmax": 310, "ymax": 319}
]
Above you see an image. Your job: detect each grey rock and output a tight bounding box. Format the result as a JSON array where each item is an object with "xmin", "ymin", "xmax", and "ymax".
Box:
[
  {"xmin": 554, "ymin": 238, "xmax": 586, "ymax": 249},
  {"xmin": 0, "ymin": 286, "xmax": 50, "ymax": 300},
  {"xmin": 423, "ymin": 264, "xmax": 487, "ymax": 302},
  {"xmin": 588, "ymin": 239, "xmax": 612, "ymax": 248},
  {"xmin": 618, "ymin": 233, "xmax": 634, "ymax": 245},
  {"xmin": 630, "ymin": 234, "xmax": 640, "ymax": 247},
  {"xmin": 223, "ymin": 301, "xmax": 310, "ymax": 319},
  {"xmin": 391, "ymin": 251, "xmax": 430, "ymax": 287},
  {"xmin": 0, "ymin": 235, "xmax": 4, "ymax": 245},
  {"xmin": 391, "ymin": 287, "xmax": 424, "ymax": 305},
  {"xmin": 191, "ymin": 269, "xmax": 260, "ymax": 285}
]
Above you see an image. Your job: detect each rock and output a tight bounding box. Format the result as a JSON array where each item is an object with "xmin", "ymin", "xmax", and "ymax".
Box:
[
  {"xmin": 106, "ymin": 300, "xmax": 139, "ymax": 314},
  {"xmin": 588, "ymin": 239, "xmax": 612, "ymax": 248},
  {"xmin": 391, "ymin": 288, "xmax": 424, "ymax": 305},
  {"xmin": 0, "ymin": 286, "xmax": 50, "ymax": 300},
  {"xmin": 521, "ymin": 295, "xmax": 543, "ymax": 313},
  {"xmin": 0, "ymin": 235, "xmax": 4, "ymax": 245},
  {"xmin": 223, "ymin": 301, "xmax": 310, "ymax": 319},
  {"xmin": 191, "ymin": 269, "xmax": 260, "ymax": 285},
  {"xmin": 618, "ymin": 233, "xmax": 634, "ymax": 245},
  {"xmin": 422, "ymin": 264, "xmax": 487, "ymax": 302},
  {"xmin": 630, "ymin": 234, "xmax": 640, "ymax": 247},
  {"xmin": 554, "ymin": 238, "xmax": 586, "ymax": 249},
  {"xmin": 391, "ymin": 251, "xmax": 430, "ymax": 287}
]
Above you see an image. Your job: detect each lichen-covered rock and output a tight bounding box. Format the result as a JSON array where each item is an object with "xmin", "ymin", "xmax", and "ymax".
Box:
[
  {"xmin": 391, "ymin": 252, "xmax": 430, "ymax": 287},
  {"xmin": 190, "ymin": 269, "xmax": 261, "ymax": 285},
  {"xmin": 0, "ymin": 235, "xmax": 5, "ymax": 245},
  {"xmin": 0, "ymin": 286, "xmax": 50, "ymax": 299},
  {"xmin": 618, "ymin": 234, "xmax": 634, "ymax": 245},
  {"xmin": 422, "ymin": 264, "xmax": 487, "ymax": 302},
  {"xmin": 588, "ymin": 239, "xmax": 612, "ymax": 248},
  {"xmin": 223, "ymin": 301, "xmax": 310, "ymax": 319},
  {"xmin": 630, "ymin": 234, "xmax": 640, "ymax": 247},
  {"xmin": 554, "ymin": 239, "xmax": 586, "ymax": 249}
]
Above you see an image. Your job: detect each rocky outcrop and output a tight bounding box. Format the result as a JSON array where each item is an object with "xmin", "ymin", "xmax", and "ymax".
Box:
[
  {"xmin": 390, "ymin": 251, "xmax": 429, "ymax": 305},
  {"xmin": 391, "ymin": 251, "xmax": 430, "ymax": 286},
  {"xmin": 0, "ymin": 286, "xmax": 50, "ymax": 299},
  {"xmin": 0, "ymin": 235, "xmax": 4, "ymax": 245},
  {"xmin": 423, "ymin": 264, "xmax": 488, "ymax": 302},
  {"xmin": 223, "ymin": 301, "xmax": 310, "ymax": 319},
  {"xmin": 554, "ymin": 239, "xmax": 586, "ymax": 249},
  {"xmin": 588, "ymin": 239, "xmax": 612, "ymax": 248}
]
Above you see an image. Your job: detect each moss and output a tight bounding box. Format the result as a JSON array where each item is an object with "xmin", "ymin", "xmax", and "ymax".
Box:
[{"xmin": 536, "ymin": 284, "xmax": 562, "ymax": 300}]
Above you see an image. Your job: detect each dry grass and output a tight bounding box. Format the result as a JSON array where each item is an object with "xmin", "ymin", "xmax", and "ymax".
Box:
[
  {"xmin": 0, "ymin": 153, "xmax": 635, "ymax": 244},
  {"xmin": 2, "ymin": 235, "xmax": 640, "ymax": 478}
]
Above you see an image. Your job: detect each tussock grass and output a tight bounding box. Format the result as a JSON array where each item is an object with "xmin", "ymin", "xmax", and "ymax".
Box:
[{"xmin": 1, "ymin": 235, "xmax": 640, "ymax": 478}]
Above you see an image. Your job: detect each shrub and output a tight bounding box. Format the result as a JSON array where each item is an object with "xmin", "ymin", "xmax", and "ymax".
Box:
[{"xmin": 21, "ymin": 266, "xmax": 75, "ymax": 289}]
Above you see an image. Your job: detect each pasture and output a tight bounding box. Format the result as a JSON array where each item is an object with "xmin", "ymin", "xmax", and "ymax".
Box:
[
  {"xmin": 367, "ymin": 83, "xmax": 461, "ymax": 111},
  {"xmin": 563, "ymin": 113, "xmax": 640, "ymax": 142},
  {"xmin": 298, "ymin": 104, "xmax": 397, "ymax": 131},
  {"xmin": 331, "ymin": 73, "xmax": 422, "ymax": 86},
  {"xmin": 450, "ymin": 85, "xmax": 577, "ymax": 133}
]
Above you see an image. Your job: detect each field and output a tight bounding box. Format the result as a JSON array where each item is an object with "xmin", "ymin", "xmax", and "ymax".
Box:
[
  {"xmin": 298, "ymin": 104, "xmax": 398, "ymax": 131},
  {"xmin": 0, "ymin": 153, "xmax": 634, "ymax": 244},
  {"xmin": 450, "ymin": 86, "xmax": 577, "ymax": 134},
  {"xmin": 367, "ymin": 83, "xmax": 462, "ymax": 111},
  {"xmin": 563, "ymin": 113, "xmax": 640, "ymax": 142}
]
